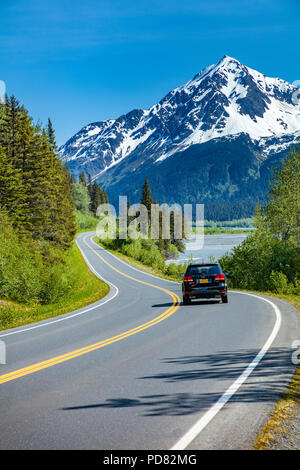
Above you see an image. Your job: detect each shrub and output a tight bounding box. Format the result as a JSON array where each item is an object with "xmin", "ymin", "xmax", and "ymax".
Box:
[{"xmin": 268, "ymin": 271, "xmax": 291, "ymax": 294}]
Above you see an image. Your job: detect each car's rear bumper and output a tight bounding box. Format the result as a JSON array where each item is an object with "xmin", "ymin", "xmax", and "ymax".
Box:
[{"xmin": 184, "ymin": 287, "xmax": 226, "ymax": 299}]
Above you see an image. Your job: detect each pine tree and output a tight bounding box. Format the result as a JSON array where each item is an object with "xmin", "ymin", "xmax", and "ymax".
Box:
[
  {"xmin": 0, "ymin": 96, "xmax": 76, "ymax": 247},
  {"xmin": 70, "ymin": 173, "xmax": 76, "ymax": 185},
  {"xmin": 0, "ymin": 146, "xmax": 26, "ymax": 228},
  {"xmin": 79, "ymin": 171, "xmax": 87, "ymax": 187},
  {"xmin": 140, "ymin": 178, "xmax": 153, "ymax": 213},
  {"xmin": 90, "ymin": 181, "xmax": 104, "ymax": 215},
  {"xmin": 47, "ymin": 118, "xmax": 57, "ymax": 152}
]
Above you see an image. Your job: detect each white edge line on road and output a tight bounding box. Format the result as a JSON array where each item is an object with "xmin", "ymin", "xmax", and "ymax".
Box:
[
  {"xmin": 170, "ymin": 291, "xmax": 282, "ymax": 450},
  {"xmin": 0, "ymin": 237, "xmax": 119, "ymax": 339}
]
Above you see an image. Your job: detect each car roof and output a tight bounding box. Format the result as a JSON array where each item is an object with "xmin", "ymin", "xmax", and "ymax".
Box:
[{"xmin": 188, "ymin": 263, "xmax": 219, "ymax": 266}]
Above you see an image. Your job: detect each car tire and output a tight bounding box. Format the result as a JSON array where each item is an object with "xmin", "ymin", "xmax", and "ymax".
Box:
[
  {"xmin": 183, "ymin": 295, "xmax": 191, "ymax": 305},
  {"xmin": 221, "ymin": 294, "xmax": 228, "ymax": 303}
]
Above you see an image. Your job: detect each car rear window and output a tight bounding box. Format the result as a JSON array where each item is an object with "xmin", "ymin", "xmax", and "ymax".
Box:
[{"xmin": 187, "ymin": 265, "xmax": 222, "ymax": 276}]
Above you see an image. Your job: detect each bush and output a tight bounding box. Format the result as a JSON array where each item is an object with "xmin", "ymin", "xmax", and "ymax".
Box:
[
  {"xmin": 220, "ymin": 229, "xmax": 300, "ymax": 294},
  {"xmin": 0, "ymin": 211, "xmax": 81, "ymax": 305},
  {"xmin": 74, "ymin": 210, "xmax": 98, "ymax": 231},
  {"xmin": 0, "ymin": 213, "xmax": 44, "ymax": 302},
  {"xmin": 268, "ymin": 271, "xmax": 291, "ymax": 294},
  {"xmin": 166, "ymin": 262, "xmax": 187, "ymax": 278}
]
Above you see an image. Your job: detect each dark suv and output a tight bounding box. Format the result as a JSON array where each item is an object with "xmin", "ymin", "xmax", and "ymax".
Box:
[{"xmin": 182, "ymin": 263, "xmax": 228, "ymax": 304}]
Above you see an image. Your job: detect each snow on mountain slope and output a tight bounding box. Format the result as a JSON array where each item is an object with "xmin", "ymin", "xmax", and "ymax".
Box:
[{"xmin": 59, "ymin": 55, "xmax": 300, "ymax": 178}]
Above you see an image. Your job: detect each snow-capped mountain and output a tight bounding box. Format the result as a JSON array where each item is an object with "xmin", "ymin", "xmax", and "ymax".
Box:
[{"xmin": 60, "ymin": 55, "xmax": 299, "ymax": 218}]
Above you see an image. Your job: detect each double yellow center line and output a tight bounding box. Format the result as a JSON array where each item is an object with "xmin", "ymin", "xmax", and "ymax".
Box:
[{"xmin": 0, "ymin": 236, "xmax": 180, "ymax": 384}]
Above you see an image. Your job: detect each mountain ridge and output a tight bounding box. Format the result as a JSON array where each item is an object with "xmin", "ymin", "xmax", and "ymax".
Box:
[{"xmin": 59, "ymin": 56, "xmax": 299, "ymax": 218}]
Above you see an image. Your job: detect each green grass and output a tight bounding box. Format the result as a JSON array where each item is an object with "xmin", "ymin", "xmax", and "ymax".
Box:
[
  {"xmin": 229, "ymin": 288, "xmax": 300, "ymax": 311},
  {"xmin": 0, "ymin": 241, "xmax": 109, "ymax": 331}
]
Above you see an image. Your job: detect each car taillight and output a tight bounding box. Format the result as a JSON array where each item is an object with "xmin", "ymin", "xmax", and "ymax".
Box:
[
  {"xmin": 215, "ymin": 274, "xmax": 225, "ymax": 281},
  {"xmin": 184, "ymin": 276, "xmax": 193, "ymax": 282}
]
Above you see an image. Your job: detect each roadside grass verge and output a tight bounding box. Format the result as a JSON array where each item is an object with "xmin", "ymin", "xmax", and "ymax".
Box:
[
  {"xmin": 0, "ymin": 241, "xmax": 109, "ymax": 331},
  {"xmin": 93, "ymin": 237, "xmax": 184, "ymax": 283},
  {"xmin": 253, "ymin": 295, "xmax": 300, "ymax": 450},
  {"xmin": 254, "ymin": 360, "xmax": 300, "ymax": 450}
]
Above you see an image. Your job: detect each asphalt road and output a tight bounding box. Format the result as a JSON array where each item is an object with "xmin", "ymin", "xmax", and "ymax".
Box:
[{"xmin": 0, "ymin": 232, "xmax": 299, "ymax": 450}]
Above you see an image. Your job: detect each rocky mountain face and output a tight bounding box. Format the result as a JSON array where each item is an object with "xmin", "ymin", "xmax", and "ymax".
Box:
[{"xmin": 59, "ymin": 55, "xmax": 300, "ymax": 219}]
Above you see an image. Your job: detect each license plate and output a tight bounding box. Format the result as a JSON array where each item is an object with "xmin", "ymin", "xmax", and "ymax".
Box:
[{"xmin": 198, "ymin": 279, "xmax": 208, "ymax": 284}]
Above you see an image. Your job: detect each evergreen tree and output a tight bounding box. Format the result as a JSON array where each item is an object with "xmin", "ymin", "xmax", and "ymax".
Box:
[
  {"xmin": 47, "ymin": 118, "xmax": 57, "ymax": 152},
  {"xmin": 0, "ymin": 146, "xmax": 26, "ymax": 228},
  {"xmin": 70, "ymin": 173, "xmax": 76, "ymax": 185},
  {"xmin": 91, "ymin": 181, "xmax": 104, "ymax": 215},
  {"xmin": 79, "ymin": 171, "xmax": 87, "ymax": 187},
  {"xmin": 140, "ymin": 178, "xmax": 153, "ymax": 213},
  {"xmin": 0, "ymin": 96, "xmax": 76, "ymax": 248}
]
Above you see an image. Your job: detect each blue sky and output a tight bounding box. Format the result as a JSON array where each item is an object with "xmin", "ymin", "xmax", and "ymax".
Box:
[{"xmin": 0, "ymin": 0, "xmax": 299, "ymax": 145}]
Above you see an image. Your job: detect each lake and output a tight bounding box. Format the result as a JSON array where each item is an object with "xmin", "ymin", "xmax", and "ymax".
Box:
[{"xmin": 167, "ymin": 233, "xmax": 249, "ymax": 265}]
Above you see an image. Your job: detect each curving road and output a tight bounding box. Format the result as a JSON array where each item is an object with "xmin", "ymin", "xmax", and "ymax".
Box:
[{"xmin": 0, "ymin": 232, "xmax": 299, "ymax": 450}]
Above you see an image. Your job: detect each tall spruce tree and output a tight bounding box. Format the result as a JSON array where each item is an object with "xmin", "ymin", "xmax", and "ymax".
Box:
[
  {"xmin": 140, "ymin": 178, "xmax": 153, "ymax": 213},
  {"xmin": 47, "ymin": 118, "xmax": 57, "ymax": 152},
  {"xmin": 0, "ymin": 145, "xmax": 26, "ymax": 229},
  {"xmin": 79, "ymin": 171, "xmax": 87, "ymax": 187}
]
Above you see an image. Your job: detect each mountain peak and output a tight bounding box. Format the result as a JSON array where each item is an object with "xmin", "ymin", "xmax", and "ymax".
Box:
[
  {"xmin": 60, "ymin": 56, "xmax": 300, "ymax": 178},
  {"xmin": 190, "ymin": 55, "xmax": 244, "ymax": 84}
]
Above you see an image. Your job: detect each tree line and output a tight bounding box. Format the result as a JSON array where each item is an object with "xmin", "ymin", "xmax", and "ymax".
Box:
[
  {"xmin": 70, "ymin": 171, "xmax": 108, "ymax": 216},
  {"xmin": 0, "ymin": 95, "xmax": 76, "ymax": 248},
  {"xmin": 0, "ymin": 95, "xmax": 108, "ymax": 306}
]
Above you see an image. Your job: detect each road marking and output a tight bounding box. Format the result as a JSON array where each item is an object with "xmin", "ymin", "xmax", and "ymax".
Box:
[
  {"xmin": 0, "ymin": 236, "xmax": 119, "ymax": 338},
  {"xmin": 170, "ymin": 291, "xmax": 282, "ymax": 450},
  {"xmin": 90, "ymin": 235, "xmax": 179, "ymax": 284},
  {"xmin": 0, "ymin": 236, "xmax": 180, "ymax": 384}
]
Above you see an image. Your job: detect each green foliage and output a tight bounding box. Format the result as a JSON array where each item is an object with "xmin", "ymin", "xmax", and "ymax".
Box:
[
  {"xmin": 140, "ymin": 178, "xmax": 153, "ymax": 213},
  {"xmin": 165, "ymin": 261, "xmax": 188, "ymax": 278},
  {"xmin": 0, "ymin": 96, "xmax": 110, "ymax": 329},
  {"xmin": 74, "ymin": 210, "xmax": 99, "ymax": 231},
  {"xmin": 0, "ymin": 96, "xmax": 76, "ymax": 247},
  {"xmin": 0, "ymin": 211, "xmax": 77, "ymax": 304},
  {"xmin": 71, "ymin": 182, "xmax": 91, "ymax": 215},
  {"xmin": 0, "ymin": 213, "xmax": 44, "ymax": 302},
  {"xmin": 101, "ymin": 237, "xmax": 166, "ymax": 272},
  {"xmin": 0, "ymin": 241, "xmax": 109, "ymax": 330},
  {"xmin": 268, "ymin": 271, "xmax": 291, "ymax": 295},
  {"xmin": 262, "ymin": 148, "xmax": 300, "ymax": 242},
  {"xmin": 220, "ymin": 230, "xmax": 299, "ymax": 293},
  {"xmin": 98, "ymin": 178, "xmax": 187, "ymax": 270},
  {"xmin": 0, "ymin": 146, "xmax": 26, "ymax": 228},
  {"xmin": 90, "ymin": 180, "xmax": 108, "ymax": 215},
  {"xmin": 203, "ymin": 218, "xmax": 254, "ymax": 228}
]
